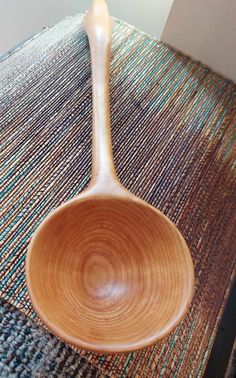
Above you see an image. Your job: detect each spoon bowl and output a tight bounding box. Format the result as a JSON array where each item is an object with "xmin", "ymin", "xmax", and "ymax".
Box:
[
  {"xmin": 26, "ymin": 0, "xmax": 194, "ymax": 353},
  {"xmin": 26, "ymin": 190, "xmax": 194, "ymax": 353}
]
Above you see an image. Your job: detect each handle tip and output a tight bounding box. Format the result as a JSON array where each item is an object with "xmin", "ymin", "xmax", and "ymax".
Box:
[{"xmin": 84, "ymin": 0, "xmax": 112, "ymax": 36}]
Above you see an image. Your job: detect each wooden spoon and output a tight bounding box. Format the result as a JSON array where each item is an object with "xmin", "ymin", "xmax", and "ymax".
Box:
[{"xmin": 26, "ymin": 0, "xmax": 194, "ymax": 354}]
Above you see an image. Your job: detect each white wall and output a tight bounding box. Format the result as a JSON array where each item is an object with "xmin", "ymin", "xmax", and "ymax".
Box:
[
  {"xmin": 0, "ymin": 0, "xmax": 174, "ymax": 55},
  {"xmin": 161, "ymin": 0, "xmax": 236, "ymax": 82}
]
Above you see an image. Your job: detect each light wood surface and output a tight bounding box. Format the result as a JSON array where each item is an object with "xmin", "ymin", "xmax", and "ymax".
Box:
[{"xmin": 26, "ymin": 0, "xmax": 194, "ymax": 353}]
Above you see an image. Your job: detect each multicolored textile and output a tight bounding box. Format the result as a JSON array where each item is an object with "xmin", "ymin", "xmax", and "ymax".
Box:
[{"xmin": 1, "ymin": 14, "xmax": 236, "ymax": 377}]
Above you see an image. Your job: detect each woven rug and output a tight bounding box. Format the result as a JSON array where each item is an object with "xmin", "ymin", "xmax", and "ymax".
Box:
[
  {"xmin": 1, "ymin": 14, "xmax": 236, "ymax": 377},
  {"xmin": 0, "ymin": 299, "xmax": 107, "ymax": 377}
]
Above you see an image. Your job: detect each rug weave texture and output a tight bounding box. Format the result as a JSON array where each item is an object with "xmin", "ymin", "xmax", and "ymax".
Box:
[
  {"xmin": 1, "ymin": 14, "xmax": 236, "ymax": 378},
  {"xmin": 0, "ymin": 299, "xmax": 107, "ymax": 378}
]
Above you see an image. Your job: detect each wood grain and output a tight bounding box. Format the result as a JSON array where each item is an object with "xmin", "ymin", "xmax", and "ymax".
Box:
[{"xmin": 26, "ymin": 0, "xmax": 194, "ymax": 353}]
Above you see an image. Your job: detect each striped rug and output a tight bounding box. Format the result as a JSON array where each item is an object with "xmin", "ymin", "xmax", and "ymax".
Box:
[{"xmin": 1, "ymin": 14, "xmax": 236, "ymax": 377}]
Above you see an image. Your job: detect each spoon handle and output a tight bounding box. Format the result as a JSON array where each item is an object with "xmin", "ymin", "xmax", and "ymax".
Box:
[{"xmin": 84, "ymin": 0, "xmax": 118, "ymax": 188}]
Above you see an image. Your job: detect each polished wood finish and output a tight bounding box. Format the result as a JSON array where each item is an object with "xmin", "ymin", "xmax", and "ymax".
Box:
[{"xmin": 26, "ymin": 0, "xmax": 194, "ymax": 354}]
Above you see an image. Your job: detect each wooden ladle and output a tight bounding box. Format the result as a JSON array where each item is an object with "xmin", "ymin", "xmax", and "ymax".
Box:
[{"xmin": 26, "ymin": 0, "xmax": 194, "ymax": 354}]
